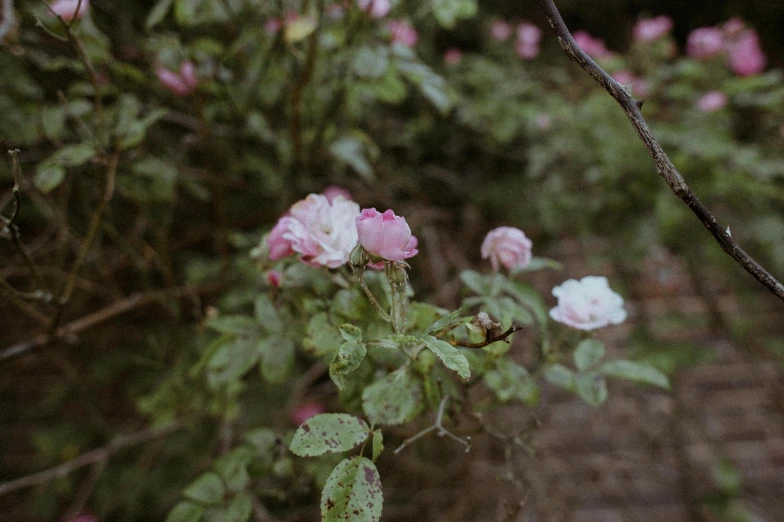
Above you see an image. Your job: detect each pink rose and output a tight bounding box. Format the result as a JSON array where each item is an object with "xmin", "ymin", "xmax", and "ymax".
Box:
[
  {"xmin": 356, "ymin": 208, "xmax": 418, "ymax": 261},
  {"xmin": 633, "ymin": 15, "xmax": 673, "ymax": 43},
  {"xmin": 515, "ymin": 22, "xmax": 541, "ymax": 60},
  {"xmin": 51, "ymin": 0, "xmax": 89, "ymax": 21},
  {"xmin": 156, "ymin": 61, "xmax": 199, "ymax": 97},
  {"xmin": 357, "ymin": 0, "xmax": 390, "ymax": 19},
  {"xmin": 322, "ymin": 185, "xmax": 352, "ymax": 203},
  {"xmin": 267, "ymin": 194, "xmax": 360, "ymax": 268},
  {"xmin": 480, "ymin": 227, "xmax": 532, "ymax": 272},
  {"xmin": 490, "ymin": 20, "xmax": 513, "ymax": 41},
  {"xmin": 289, "ymin": 402, "xmax": 325, "ymax": 425},
  {"xmin": 697, "ymin": 91, "xmax": 728, "ymax": 112},
  {"xmin": 572, "ymin": 31, "xmax": 613, "ymax": 59},
  {"xmin": 387, "ymin": 20, "xmax": 418, "ymax": 47},
  {"xmin": 686, "ymin": 27, "xmax": 724, "ymax": 59},
  {"xmin": 726, "ymin": 30, "xmax": 766, "ymax": 76},
  {"xmin": 444, "ymin": 48, "xmax": 463, "ymax": 65},
  {"xmin": 549, "ymin": 276, "xmax": 627, "ymax": 331}
]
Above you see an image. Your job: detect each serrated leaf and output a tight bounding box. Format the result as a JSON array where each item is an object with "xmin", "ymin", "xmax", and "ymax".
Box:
[
  {"xmin": 575, "ymin": 372, "xmax": 608, "ymax": 406},
  {"xmin": 372, "ymin": 429, "xmax": 384, "ymax": 462},
  {"xmin": 459, "ymin": 270, "xmax": 490, "ymax": 295},
  {"xmin": 213, "ymin": 447, "xmax": 253, "ymax": 493},
  {"xmin": 330, "ymin": 341, "xmax": 367, "ymax": 390},
  {"xmin": 339, "ymin": 324, "xmax": 362, "ymax": 343},
  {"xmin": 599, "ymin": 360, "xmax": 670, "ymax": 389},
  {"xmin": 484, "ymin": 360, "xmax": 538, "ymax": 405},
  {"xmin": 543, "ymin": 363, "xmax": 575, "ymax": 391},
  {"xmin": 424, "ymin": 336, "xmax": 470, "ymax": 379},
  {"xmin": 321, "ymin": 457, "xmax": 383, "ymax": 522},
  {"xmin": 362, "ymin": 368, "xmax": 423, "ymax": 425},
  {"xmin": 254, "ymin": 294, "xmax": 283, "ymax": 333},
  {"xmin": 183, "ymin": 472, "xmax": 225, "ymax": 505},
  {"xmin": 206, "ymin": 338, "xmax": 259, "ymax": 385},
  {"xmin": 290, "ymin": 414, "xmax": 369, "ymax": 457},
  {"xmin": 424, "ymin": 307, "xmax": 465, "ymax": 335},
  {"xmin": 573, "ymin": 339, "xmax": 605, "ymax": 371},
  {"xmin": 304, "ymin": 312, "xmax": 343, "ymax": 356},
  {"xmin": 259, "ymin": 335, "xmax": 295, "ymax": 383},
  {"xmin": 166, "ymin": 501, "xmax": 204, "ymax": 522}
]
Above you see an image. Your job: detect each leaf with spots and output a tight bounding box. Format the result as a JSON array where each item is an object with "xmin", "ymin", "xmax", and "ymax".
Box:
[
  {"xmin": 321, "ymin": 456, "xmax": 383, "ymax": 522},
  {"xmin": 362, "ymin": 367, "xmax": 423, "ymax": 426},
  {"xmin": 289, "ymin": 414, "xmax": 370, "ymax": 457}
]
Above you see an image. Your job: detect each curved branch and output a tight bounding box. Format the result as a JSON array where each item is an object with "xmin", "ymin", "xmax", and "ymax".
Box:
[{"xmin": 538, "ymin": 0, "xmax": 784, "ymax": 303}]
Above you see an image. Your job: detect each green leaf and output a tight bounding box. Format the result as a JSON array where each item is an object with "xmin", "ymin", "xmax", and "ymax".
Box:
[
  {"xmin": 506, "ymin": 281, "xmax": 549, "ymax": 327},
  {"xmin": 431, "ymin": 0, "xmax": 477, "ymax": 29},
  {"xmin": 329, "ymin": 136, "xmax": 375, "ymax": 180},
  {"xmin": 47, "ymin": 143, "xmax": 96, "ymax": 167},
  {"xmin": 321, "ymin": 457, "xmax": 383, "ymax": 522},
  {"xmin": 372, "ymin": 429, "xmax": 384, "ymax": 462},
  {"xmin": 575, "ymin": 372, "xmax": 608, "ymax": 407},
  {"xmin": 33, "ymin": 164, "xmax": 66, "ymax": 193},
  {"xmin": 206, "ymin": 338, "xmax": 260, "ymax": 385},
  {"xmin": 166, "ymin": 501, "xmax": 204, "ymax": 522},
  {"xmin": 329, "ymin": 341, "xmax": 367, "ymax": 390},
  {"xmin": 573, "ymin": 339, "xmax": 605, "ymax": 371},
  {"xmin": 599, "ymin": 360, "xmax": 670, "ymax": 389},
  {"xmin": 214, "ymin": 447, "xmax": 253, "ymax": 493},
  {"xmin": 424, "ymin": 307, "xmax": 465, "ymax": 335},
  {"xmin": 206, "ymin": 315, "xmax": 259, "ymax": 335},
  {"xmin": 284, "ymin": 16, "xmax": 317, "ymax": 43},
  {"xmin": 259, "ymin": 336, "xmax": 295, "ymax": 384},
  {"xmin": 362, "ymin": 368, "xmax": 423, "ymax": 425},
  {"xmin": 484, "ymin": 360, "xmax": 538, "ymax": 405},
  {"xmin": 424, "ymin": 336, "xmax": 470, "ymax": 379},
  {"xmin": 254, "ymin": 294, "xmax": 284, "ymax": 333},
  {"xmin": 518, "ymin": 256, "xmax": 563, "ymax": 272},
  {"xmin": 183, "ymin": 472, "xmax": 225, "ymax": 505},
  {"xmin": 459, "ymin": 270, "xmax": 490, "ymax": 295},
  {"xmin": 339, "ymin": 324, "xmax": 362, "ymax": 343},
  {"xmin": 303, "ymin": 312, "xmax": 343, "ymax": 357},
  {"xmin": 146, "ymin": 0, "xmax": 175, "ymax": 30},
  {"xmin": 289, "ymin": 413, "xmax": 370, "ymax": 457},
  {"xmin": 243, "ymin": 428, "xmax": 277, "ymax": 462},
  {"xmin": 226, "ymin": 494, "xmax": 253, "ymax": 522},
  {"xmin": 353, "ymin": 46, "xmax": 389, "ymax": 79},
  {"xmin": 543, "ymin": 363, "xmax": 575, "ymax": 391}
]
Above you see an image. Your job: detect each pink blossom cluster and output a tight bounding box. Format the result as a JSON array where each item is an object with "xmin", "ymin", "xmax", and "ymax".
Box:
[
  {"xmin": 387, "ymin": 20, "xmax": 418, "ymax": 47},
  {"xmin": 50, "ymin": 0, "xmax": 89, "ymax": 21},
  {"xmin": 156, "ymin": 61, "xmax": 198, "ymax": 97},
  {"xmin": 633, "ymin": 15, "xmax": 673, "ymax": 43},
  {"xmin": 267, "ymin": 190, "xmax": 418, "ymax": 268},
  {"xmin": 697, "ymin": 90, "xmax": 728, "ymax": 112},
  {"xmin": 686, "ymin": 19, "xmax": 766, "ymax": 76},
  {"xmin": 572, "ymin": 31, "xmax": 614, "ymax": 60},
  {"xmin": 490, "ymin": 20, "xmax": 513, "ymax": 42},
  {"xmin": 357, "ymin": 0, "xmax": 390, "ymax": 19},
  {"xmin": 515, "ymin": 22, "xmax": 542, "ymax": 60}
]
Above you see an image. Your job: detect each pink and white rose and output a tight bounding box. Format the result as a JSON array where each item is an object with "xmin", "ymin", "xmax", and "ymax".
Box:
[
  {"xmin": 322, "ymin": 185, "xmax": 352, "ymax": 203},
  {"xmin": 267, "ymin": 194, "xmax": 360, "ymax": 268},
  {"xmin": 356, "ymin": 208, "xmax": 418, "ymax": 261},
  {"xmin": 480, "ymin": 227, "xmax": 532, "ymax": 272},
  {"xmin": 633, "ymin": 15, "xmax": 673, "ymax": 43},
  {"xmin": 51, "ymin": 0, "xmax": 89, "ymax": 21},
  {"xmin": 549, "ymin": 276, "xmax": 627, "ymax": 331}
]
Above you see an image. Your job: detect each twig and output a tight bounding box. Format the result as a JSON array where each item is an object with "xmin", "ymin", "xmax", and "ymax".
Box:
[
  {"xmin": 0, "ymin": 0, "xmax": 15, "ymax": 41},
  {"xmin": 0, "ymin": 278, "xmax": 51, "ymax": 325},
  {"xmin": 0, "ymin": 421, "xmax": 182, "ymax": 497},
  {"xmin": 451, "ymin": 324, "xmax": 522, "ymax": 349},
  {"xmin": 393, "ymin": 396, "xmax": 471, "ymax": 454},
  {"xmin": 538, "ymin": 0, "xmax": 784, "ymax": 303}
]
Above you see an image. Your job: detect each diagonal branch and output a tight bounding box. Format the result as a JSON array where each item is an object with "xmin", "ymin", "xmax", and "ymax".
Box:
[{"xmin": 538, "ymin": 0, "xmax": 784, "ymax": 303}]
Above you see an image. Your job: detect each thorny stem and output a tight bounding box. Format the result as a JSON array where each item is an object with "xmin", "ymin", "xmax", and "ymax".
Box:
[
  {"xmin": 393, "ymin": 396, "xmax": 471, "ymax": 454},
  {"xmin": 357, "ymin": 268, "xmax": 392, "ymax": 323},
  {"xmin": 538, "ymin": 0, "xmax": 784, "ymax": 303}
]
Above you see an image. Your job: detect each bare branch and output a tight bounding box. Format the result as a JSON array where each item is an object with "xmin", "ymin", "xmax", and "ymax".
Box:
[{"xmin": 538, "ymin": 0, "xmax": 784, "ymax": 303}]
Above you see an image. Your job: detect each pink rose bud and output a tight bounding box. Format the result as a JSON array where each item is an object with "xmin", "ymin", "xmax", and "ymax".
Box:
[
  {"xmin": 490, "ymin": 20, "xmax": 513, "ymax": 41},
  {"xmin": 444, "ymin": 48, "xmax": 463, "ymax": 65},
  {"xmin": 51, "ymin": 0, "xmax": 89, "ymax": 21},
  {"xmin": 356, "ymin": 208, "xmax": 418, "ymax": 261},
  {"xmin": 267, "ymin": 194, "xmax": 360, "ymax": 268},
  {"xmin": 727, "ymin": 30, "xmax": 766, "ymax": 76},
  {"xmin": 549, "ymin": 276, "xmax": 627, "ymax": 331},
  {"xmin": 156, "ymin": 61, "xmax": 198, "ymax": 97},
  {"xmin": 387, "ymin": 20, "xmax": 418, "ymax": 47},
  {"xmin": 289, "ymin": 402, "xmax": 325, "ymax": 425},
  {"xmin": 697, "ymin": 90, "xmax": 728, "ymax": 112},
  {"xmin": 686, "ymin": 27, "xmax": 724, "ymax": 59},
  {"xmin": 633, "ymin": 15, "xmax": 673, "ymax": 43},
  {"xmin": 572, "ymin": 31, "xmax": 613, "ymax": 59},
  {"xmin": 265, "ymin": 17, "xmax": 282, "ymax": 34},
  {"xmin": 322, "ymin": 185, "xmax": 352, "ymax": 203},
  {"xmin": 480, "ymin": 227, "xmax": 533, "ymax": 272},
  {"xmin": 535, "ymin": 114, "xmax": 552, "ymax": 130},
  {"xmin": 722, "ymin": 17, "xmax": 745, "ymax": 36},
  {"xmin": 515, "ymin": 22, "xmax": 542, "ymax": 60},
  {"xmin": 357, "ymin": 0, "xmax": 390, "ymax": 19},
  {"xmin": 266, "ymin": 270, "xmax": 283, "ymax": 288}
]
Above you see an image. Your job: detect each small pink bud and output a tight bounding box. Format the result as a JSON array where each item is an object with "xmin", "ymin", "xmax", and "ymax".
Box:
[
  {"xmin": 481, "ymin": 227, "xmax": 532, "ymax": 272},
  {"xmin": 156, "ymin": 61, "xmax": 198, "ymax": 97},
  {"xmin": 357, "ymin": 0, "xmax": 390, "ymax": 19},
  {"xmin": 356, "ymin": 208, "xmax": 418, "ymax": 261},
  {"xmin": 444, "ymin": 48, "xmax": 463, "ymax": 65},
  {"xmin": 51, "ymin": 0, "xmax": 89, "ymax": 21},
  {"xmin": 515, "ymin": 23, "xmax": 541, "ymax": 60},
  {"xmin": 697, "ymin": 91, "xmax": 728, "ymax": 112},
  {"xmin": 633, "ymin": 15, "xmax": 673, "ymax": 43},
  {"xmin": 535, "ymin": 114, "xmax": 552, "ymax": 130},
  {"xmin": 265, "ymin": 17, "xmax": 282, "ymax": 34},
  {"xmin": 572, "ymin": 31, "xmax": 613, "ymax": 59},
  {"xmin": 549, "ymin": 276, "xmax": 627, "ymax": 331},
  {"xmin": 290, "ymin": 402, "xmax": 325, "ymax": 425},
  {"xmin": 490, "ymin": 20, "xmax": 513, "ymax": 41},
  {"xmin": 387, "ymin": 20, "xmax": 418, "ymax": 47},
  {"xmin": 686, "ymin": 27, "xmax": 724, "ymax": 59},
  {"xmin": 322, "ymin": 185, "xmax": 352, "ymax": 203},
  {"xmin": 267, "ymin": 270, "xmax": 283, "ymax": 288}
]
